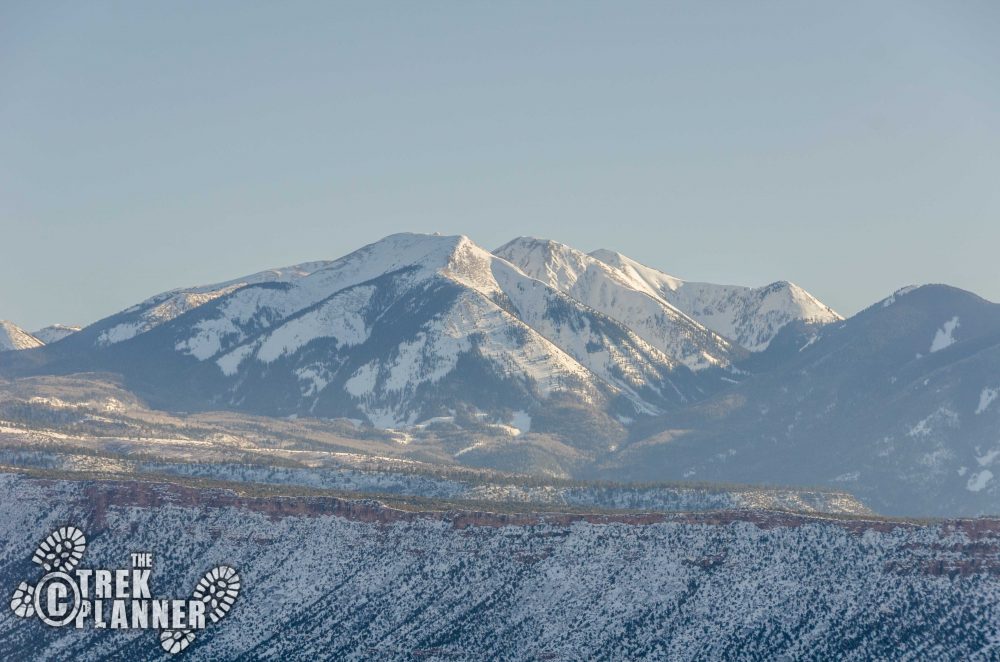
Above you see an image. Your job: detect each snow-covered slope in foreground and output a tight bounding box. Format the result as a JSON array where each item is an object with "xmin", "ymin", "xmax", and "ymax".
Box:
[
  {"xmin": 590, "ymin": 248, "xmax": 842, "ymax": 351},
  {"xmin": 0, "ymin": 321, "xmax": 42, "ymax": 352},
  {"xmin": 0, "ymin": 474, "xmax": 998, "ymax": 660}
]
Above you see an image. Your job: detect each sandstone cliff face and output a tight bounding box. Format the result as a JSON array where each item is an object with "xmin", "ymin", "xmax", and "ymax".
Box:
[{"xmin": 1, "ymin": 474, "xmax": 999, "ymax": 660}]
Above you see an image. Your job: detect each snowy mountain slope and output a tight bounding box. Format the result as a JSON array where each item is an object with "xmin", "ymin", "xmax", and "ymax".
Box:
[
  {"xmin": 1, "ymin": 322, "xmax": 83, "ymax": 351},
  {"xmin": 485, "ymin": 258, "xmax": 709, "ymax": 412},
  {"xmin": 92, "ymin": 260, "xmax": 335, "ymax": 347},
  {"xmin": 0, "ymin": 372, "xmax": 871, "ymax": 514},
  {"xmin": 494, "ymin": 238, "xmax": 739, "ymax": 370},
  {"xmin": 6, "ymin": 236, "xmax": 1000, "ymax": 517},
  {"xmin": 0, "ymin": 321, "xmax": 42, "ymax": 352},
  {"xmin": 613, "ymin": 285, "xmax": 1000, "ymax": 516},
  {"xmin": 1, "ymin": 474, "xmax": 999, "ymax": 660},
  {"xmin": 590, "ymin": 248, "xmax": 842, "ymax": 351},
  {"xmin": 17, "ymin": 234, "xmax": 723, "ymax": 431},
  {"xmin": 31, "ymin": 324, "xmax": 81, "ymax": 344},
  {"xmin": 207, "ymin": 234, "xmax": 733, "ymax": 423}
]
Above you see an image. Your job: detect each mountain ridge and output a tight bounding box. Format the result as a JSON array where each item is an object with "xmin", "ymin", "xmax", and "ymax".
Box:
[
  {"xmin": 494, "ymin": 237, "xmax": 741, "ymax": 371},
  {"xmin": 9, "ymin": 234, "xmax": 744, "ymax": 429},
  {"xmin": 8, "ymin": 233, "xmax": 996, "ymax": 515},
  {"xmin": 588, "ymin": 247, "xmax": 842, "ymax": 351},
  {"xmin": 608, "ymin": 283, "xmax": 1000, "ymax": 515}
]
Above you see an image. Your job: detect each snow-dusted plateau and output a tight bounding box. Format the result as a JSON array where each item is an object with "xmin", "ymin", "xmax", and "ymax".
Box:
[
  {"xmin": 1, "ymin": 474, "xmax": 999, "ymax": 660},
  {"xmin": 2, "ymin": 232, "xmax": 1000, "ymax": 659}
]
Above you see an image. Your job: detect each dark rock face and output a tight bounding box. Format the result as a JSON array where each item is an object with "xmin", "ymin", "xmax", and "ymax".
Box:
[{"xmin": 1, "ymin": 474, "xmax": 999, "ymax": 660}]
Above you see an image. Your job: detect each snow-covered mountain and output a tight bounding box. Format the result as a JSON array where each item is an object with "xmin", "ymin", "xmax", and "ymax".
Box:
[
  {"xmin": 1, "ymin": 322, "xmax": 83, "ymax": 351},
  {"xmin": 27, "ymin": 234, "xmax": 727, "ymax": 431},
  {"xmin": 494, "ymin": 238, "xmax": 740, "ymax": 370},
  {"xmin": 5, "ymin": 234, "xmax": 1000, "ymax": 516},
  {"xmin": 0, "ymin": 233, "xmax": 841, "ymax": 439},
  {"xmin": 31, "ymin": 324, "xmax": 81, "ymax": 344},
  {"xmin": 589, "ymin": 248, "xmax": 842, "ymax": 351},
  {"xmin": 609, "ymin": 284, "xmax": 1000, "ymax": 516},
  {"xmin": 0, "ymin": 321, "xmax": 42, "ymax": 352}
]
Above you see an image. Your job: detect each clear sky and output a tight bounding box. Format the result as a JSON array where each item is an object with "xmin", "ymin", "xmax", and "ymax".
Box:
[{"xmin": 2, "ymin": 1, "xmax": 998, "ymax": 330}]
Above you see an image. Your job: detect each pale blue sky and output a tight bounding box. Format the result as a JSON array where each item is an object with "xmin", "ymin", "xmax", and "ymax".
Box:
[{"xmin": 2, "ymin": 1, "xmax": 998, "ymax": 330}]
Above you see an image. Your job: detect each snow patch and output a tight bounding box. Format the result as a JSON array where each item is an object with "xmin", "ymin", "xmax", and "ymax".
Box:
[
  {"xmin": 967, "ymin": 470, "xmax": 993, "ymax": 492},
  {"xmin": 345, "ymin": 363, "xmax": 379, "ymax": 398},
  {"xmin": 907, "ymin": 407, "xmax": 959, "ymax": 438},
  {"xmin": 97, "ymin": 322, "xmax": 143, "ymax": 347},
  {"xmin": 295, "ymin": 366, "xmax": 329, "ymax": 397},
  {"xmin": 255, "ymin": 286, "xmax": 374, "ymax": 363},
  {"xmin": 454, "ymin": 441, "xmax": 488, "ymax": 457},
  {"xmin": 881, "ymin": 285, "xmax": 918, "ymax": 308},
  {"xmin": 908, "ymin": 419, "xmax": 932, "ymax": 438},
  {"xmin": 798, "ymin": 335, "xmax": 819, "ymax": 352},
  {"xmin": 509, "ymin": 410, "xmax": 532, "ymax": 435},
  {"xmin": 929, "ymin": 316, "xmax": 960, "ymax": 353},
  {"xmin": 976, "ymin": 387, "xmax": 998, "ymax": 415},
  {"xmin": 976, "ymin": 449, "xmax": 1000, "ymax": 467},
  {"xmin": 217, "ymin": 344, "xmax": 256, "ymax": 376}
]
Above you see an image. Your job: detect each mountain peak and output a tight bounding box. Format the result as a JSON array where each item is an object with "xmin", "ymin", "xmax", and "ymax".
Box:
[
  {"xmin": 496, "ymin": 235, "xmax": 589, "ymax": 262},
  {"xmin": 0, "ymin": 320, "xmax": 43, "ymax": 352},
  {"xmin": 587, "ymin": 250, "xmax": 841, "ymax": 351},
  {"xmin": 872, "ymin": 284, "xmax": 994, "ymax": 314},
  {"xmin": 31, "ymin": 324, "xmax": 81, "ymax": 345},
  {"xmin": 494, "ymin": 237, "xmax": 604, "ymax": 291},
  {"xmin": 351, "ymin": 233, "xmax": 482, "ymax": 274},
  {"xmin": 373, "ymin": 231, "xmax": 471, "ymax": 251},
  {"xmin": 496, "ymin": 237, "xmax": 736, "ymax": 371},
  {"xmin": 38, "ymin": 231, "xmax": 726, "ymax": 427}
]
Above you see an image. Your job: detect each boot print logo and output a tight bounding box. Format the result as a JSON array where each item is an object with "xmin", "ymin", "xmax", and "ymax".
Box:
[{"xmin": 9, "ymin": 526, "xmax": 240, "ymax": 655}]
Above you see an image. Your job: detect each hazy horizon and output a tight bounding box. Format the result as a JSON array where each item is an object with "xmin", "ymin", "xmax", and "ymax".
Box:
[{"xmin": 3, "ymin": 2, "xmax": 999, "ymax": 330}]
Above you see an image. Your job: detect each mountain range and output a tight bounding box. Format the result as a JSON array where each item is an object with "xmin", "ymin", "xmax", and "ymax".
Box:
[
  {"xmin": 2, "ymin": 232, "xmax": 998, "ymax": 516},
  {"xmin": 613, "ymin": 284, "xmax": 1000, "ymax": 515},
  {"xmin": 1, "ymin": 234, "xmax": 834, "ymax": 419}
]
